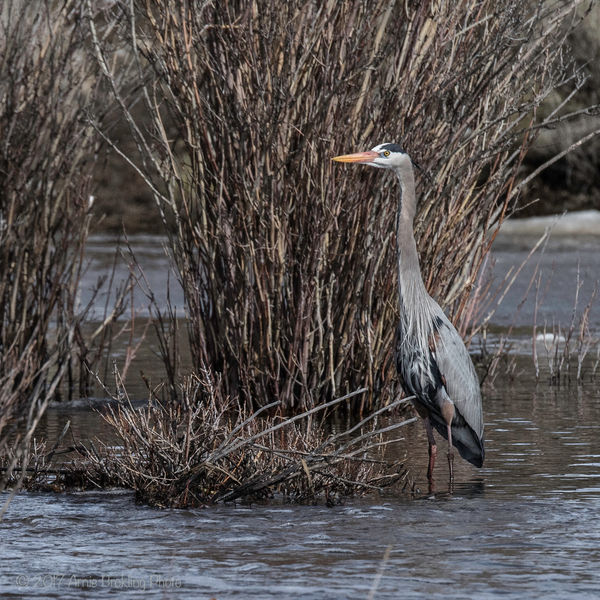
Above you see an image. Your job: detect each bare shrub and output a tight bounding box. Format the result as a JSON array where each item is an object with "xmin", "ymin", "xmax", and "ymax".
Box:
[
  {"xmin": 86, "ymin": 1, "xmax": 598, "ymax": 410},
  {"xmin": 67, "ymin": 372, "xmax": 415, "ymax": 507},
  {"xmin": 0, "ymin": 0, "xmax": 128, "ymax": 504}
]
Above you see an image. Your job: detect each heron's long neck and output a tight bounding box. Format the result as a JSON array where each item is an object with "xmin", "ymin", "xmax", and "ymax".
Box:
[{"xmin": 395, "ymin": 166, "xmax": 429, "ymax": 315}]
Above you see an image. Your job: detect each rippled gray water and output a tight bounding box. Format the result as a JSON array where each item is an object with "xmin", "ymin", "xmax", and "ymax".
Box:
[
  {"xmin": 2, "ymin": 230, "xmax": 600, "ymax": 599},
  {"xmin": 3, "ymin": 365, "xmax": 600, "ymax": 599}
]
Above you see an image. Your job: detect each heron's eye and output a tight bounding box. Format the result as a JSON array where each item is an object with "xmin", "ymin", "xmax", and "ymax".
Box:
[{"xmin": 383, "ymin": 150, "xmax": 390, "ymax": 157}]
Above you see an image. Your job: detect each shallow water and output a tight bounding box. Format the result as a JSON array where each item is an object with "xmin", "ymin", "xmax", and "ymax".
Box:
[
  {"xmin": 489, "ymin": 232, "xmax": 600, "ymax": 330},
  {"xmin": 3, "ymin": 365, "xmax": 600, "ymax": 599},
  {"xmin": 80, "ymin": 229, "xmax": 600, "ymax": 330},
  {"xmin": 2, "ymin": 228, "xmax": 600, "ymax": 599}
]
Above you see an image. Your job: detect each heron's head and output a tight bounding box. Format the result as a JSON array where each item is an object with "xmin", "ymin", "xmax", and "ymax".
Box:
[{"xmin": 332, "ymin": 143, "xmax": 411, "ymax": 170}]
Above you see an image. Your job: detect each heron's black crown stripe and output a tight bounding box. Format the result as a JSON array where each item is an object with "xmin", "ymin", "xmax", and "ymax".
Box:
[{"xmin": 381, "ymin": 143, "xmax": 405, "ymax": 153}]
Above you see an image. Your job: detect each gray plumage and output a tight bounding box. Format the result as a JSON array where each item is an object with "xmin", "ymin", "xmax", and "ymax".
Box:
[{"xmin": 333, "ymin": 143, "xmax": 484, "ymax": 478}]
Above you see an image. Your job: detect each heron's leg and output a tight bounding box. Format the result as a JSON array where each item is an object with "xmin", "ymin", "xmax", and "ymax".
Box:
[
  {"xmin": 440, "ymin": 400, "xmax": 456, "ymax": 483},
  {"xmin": 423, "ymin": 417, "xmax": 437, "ymax": 481},
  {"xmin": 446, "ymin": 422, "xmax": 454, "ymax": 483}
]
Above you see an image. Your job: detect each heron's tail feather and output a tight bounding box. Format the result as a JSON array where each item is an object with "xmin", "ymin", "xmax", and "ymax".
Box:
[{"xmin": 431, "ymin": 417, "xmax": 485, "ymax": 468}]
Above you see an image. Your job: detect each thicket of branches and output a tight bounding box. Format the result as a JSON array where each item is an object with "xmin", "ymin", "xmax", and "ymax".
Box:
[
  {"xmin": 87, "ymin": 0, "xmax": 598, "ymax": 411},
  {"xmin": 2, "ymin": 374, "xmax": 415, "ymax": 507},
  {"xmin": 80, "ymin": 375, "xmax": 415, "ymax": 507},
  {"xmin": 0, "ymin": 0, "xmax": 129, "ymax": 501}
]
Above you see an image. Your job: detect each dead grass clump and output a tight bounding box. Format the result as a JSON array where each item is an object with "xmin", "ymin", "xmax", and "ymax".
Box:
[
  {"xmin": 87, "ymin": 0, "xmax": 599, "ymax": 410},
  {"xmin": 531, "ymin": 267, "xmax": 599, "ymax": 384},
  {"xmin": 72, "ymin": 371, "xmax": 415, "ymax": 508}
]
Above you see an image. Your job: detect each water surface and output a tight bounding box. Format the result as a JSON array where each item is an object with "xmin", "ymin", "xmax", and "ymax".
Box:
[
  {"xmin": 2, "ymin": 365, "xmax": 600, "ymax": 599},
  {"xmin": 2, "ymin": 228, "xmax": 600, "ymax": 599}
]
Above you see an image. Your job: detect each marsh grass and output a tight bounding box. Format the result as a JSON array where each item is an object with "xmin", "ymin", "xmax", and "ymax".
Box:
[
  {"xmin": 465, "ymin": 228, "xmax": 600, "ymax": 386},
  {"xmin": 531, "ymin": 267, "xmax": 599, "ymax": 384}
]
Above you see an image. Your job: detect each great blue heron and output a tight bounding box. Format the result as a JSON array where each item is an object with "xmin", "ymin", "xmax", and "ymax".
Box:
[{"xmin": 333, "ymin": 143, "xmax": 484, "ymax": 483}]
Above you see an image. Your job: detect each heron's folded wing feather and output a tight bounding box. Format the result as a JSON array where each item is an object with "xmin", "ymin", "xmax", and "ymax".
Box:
[{"xmin": 433, "ymin": 317, "xmax": 484, "ymax": 439}]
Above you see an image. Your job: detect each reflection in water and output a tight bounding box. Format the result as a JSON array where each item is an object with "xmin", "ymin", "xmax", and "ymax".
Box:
[
  {"xmin": 3, "ymin": 361, "xmax": 600, "ymax": 599},
  {"xmin": 413, "ymin": 476, "xmax": 486, "ymax": 499}
]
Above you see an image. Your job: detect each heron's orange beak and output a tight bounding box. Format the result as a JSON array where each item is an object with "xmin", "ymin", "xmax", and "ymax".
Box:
[{"xmin": 332, "ymin": 151, "xmax": 378, "ymax": 164}]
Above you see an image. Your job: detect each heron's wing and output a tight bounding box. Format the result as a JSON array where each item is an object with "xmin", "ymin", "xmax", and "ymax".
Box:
[{"xmin": 432, "ymin": 315, "xmax": 484, "ymax": 440}]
